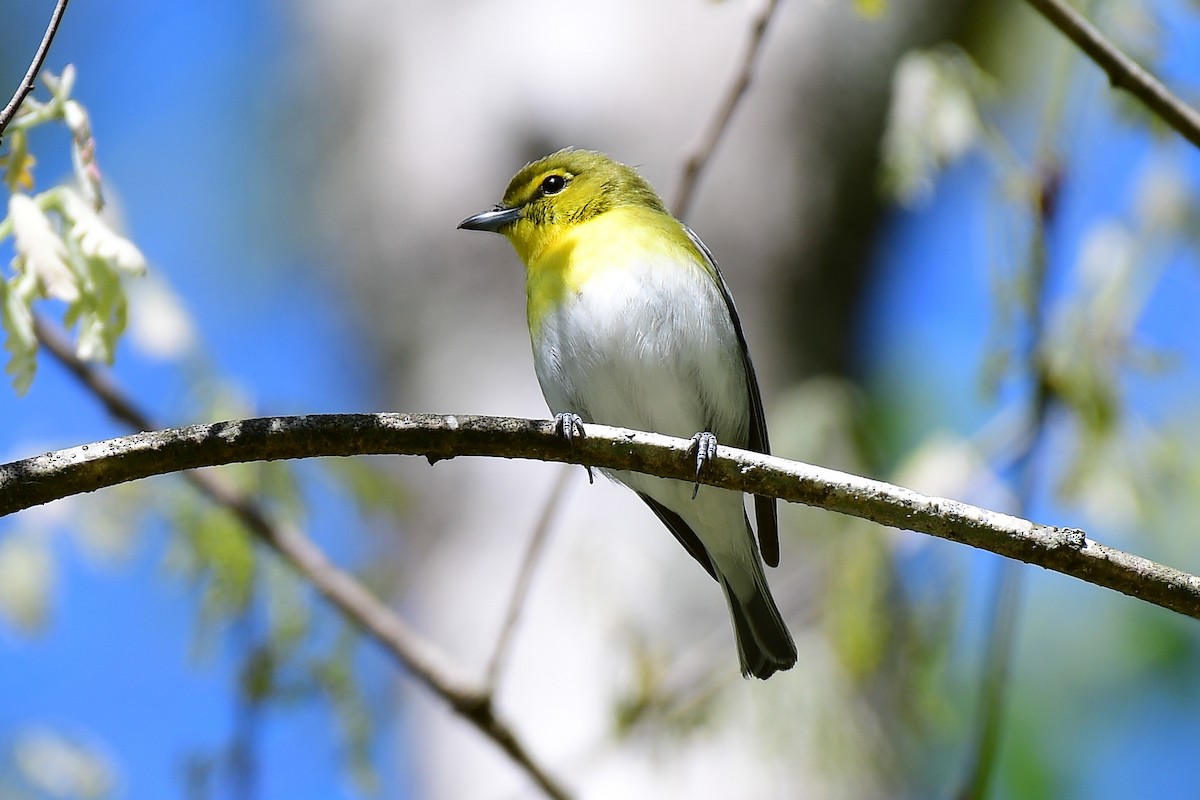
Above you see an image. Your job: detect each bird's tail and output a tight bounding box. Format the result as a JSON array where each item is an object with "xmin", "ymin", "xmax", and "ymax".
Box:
[{"xmin": 719, "ymin": 555, "xmax": 797, "ymax": 680}]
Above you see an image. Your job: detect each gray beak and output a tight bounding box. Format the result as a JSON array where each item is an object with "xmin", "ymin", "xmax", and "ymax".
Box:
[{"xmin": 458, "ymin": 205, "xmax": 523, "ymax": 232}]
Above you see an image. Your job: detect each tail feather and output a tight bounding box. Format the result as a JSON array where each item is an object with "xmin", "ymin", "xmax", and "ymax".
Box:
[
  {"xmin": 720, "ymin": 571, "xmax": 797, "ymax": 680},
  {"xmin": 634, "ymin": 486, "xmax": 796, "ymax": 677}
]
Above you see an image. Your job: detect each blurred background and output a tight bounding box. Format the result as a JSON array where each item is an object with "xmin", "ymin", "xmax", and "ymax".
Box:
[{"xmin": 2, "ymin": 0, "xmax": 1200, "ymax": 798}]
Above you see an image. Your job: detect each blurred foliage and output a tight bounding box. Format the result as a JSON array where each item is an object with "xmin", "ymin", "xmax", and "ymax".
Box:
[
  {"xmin": 0, "ymin": 529, "xmax": 54, "ymax": 634},
  {"xmin": 318, "ymin": 457, "xmax": 409, "ymax": 521},
  {"xmin": 0, "ymin": 71, "xmax": 407, "ymax": 799},
  {"xmin": 0, "ymin": 67, "xmax": 143, "ymax": 394},
  {"xmin": 0, "ymin": 727, "xmax": 115, "ymax": 800},
  {"xmin": 880, "ymin": 47, "xmax": 991, "ymax": 207},
  {"xmin": 874, "ymin": 2, "xmax": 1200, "ymax": 795}
]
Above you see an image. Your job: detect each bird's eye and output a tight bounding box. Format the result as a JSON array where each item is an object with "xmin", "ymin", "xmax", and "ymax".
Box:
[{"xmin": 540, "ymin": 174, "xmax": 567, "ymax": 196}]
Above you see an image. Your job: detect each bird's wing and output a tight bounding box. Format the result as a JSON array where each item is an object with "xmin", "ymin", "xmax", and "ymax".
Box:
[
  {"xmin": 683, "ymin": 225, "xmax": 780, "ymax": 568},
  {"xmin": 636, "ymin": 491, "xmax": 718, "ymax": 581}
]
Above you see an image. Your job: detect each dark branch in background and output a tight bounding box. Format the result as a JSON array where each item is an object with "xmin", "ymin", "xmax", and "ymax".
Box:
[
  {"xmin": 0, "ymin": 0, "xmax": 71, "ymax": 141},
  {"xmin": 483, "ymin": 465, "xmax": 573, "ymax": 692},
  {"xmin": 34, "ymin": 317, "xmax": 155, "ymax": 431},
  {"xmin": 32, "ymin": 319, "xmax": 571, "ymax": 800},
  {"xmin": 5, "ymin": 410, "xmax": 1200, "ymax": 624},
  {"xmin": 671, "ymin": 0, "xmax": 780, "ymax": 219},
  {"xmin": 956, "ymin": 159, "xmax": 1063, "ymax": 800},
  {"xmin": 1023, "ymin": 0, "xmax": 1200, "ymax": 149}
]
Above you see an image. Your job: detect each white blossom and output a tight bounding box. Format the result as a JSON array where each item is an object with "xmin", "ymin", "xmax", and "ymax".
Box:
[
  {"xmin": 882, "ymin": 50, "xmax": 983, "ymax": 205},
  {"xmin": 8, "ymin": 193, "xmax": 77, "ymax": 301},
  {"xmin": 60, "ymin": 188, "xmax": 145, "ymax": 274},
  {"xmin": 13, "ymin": 728, "xmax": 116, "ymax": 800}
]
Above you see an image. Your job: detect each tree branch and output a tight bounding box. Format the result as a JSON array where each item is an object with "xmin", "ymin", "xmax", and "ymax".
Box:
[
  {"xmin": 259, "ymin": 507, "xmax": 569, "ymax": 800},
  {"xmin": 3, "ymin": 412, "xmax": 1200, "ymax": 623},
  {"xmin": 1023, "ymin": 0, "xmax": 1200, "ymax": 149},
  {"xmin": 672, "ymin": 0, "xmax": 781, "ymax": 219},
  {"xmin": 32, "ymin": 319, "xmax": 571, "ymax": 800},
  {"xmin": 0, "ymin": 0, "xmax": 71, "ymax": 142}
]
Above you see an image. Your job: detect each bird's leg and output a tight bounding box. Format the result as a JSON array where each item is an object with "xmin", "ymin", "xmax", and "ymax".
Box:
[
  {"xmin": 554, "ymin": 412, "xmax": 593, "ymax": 483},
  {"xmin": 688, "ymin": 431, "xmax": 718, "ymax": 499}
]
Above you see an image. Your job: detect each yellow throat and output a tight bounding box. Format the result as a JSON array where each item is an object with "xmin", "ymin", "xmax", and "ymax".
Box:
[{"xmin": 459, "ymin": 148, "xmax": 711, "ymax": 329}]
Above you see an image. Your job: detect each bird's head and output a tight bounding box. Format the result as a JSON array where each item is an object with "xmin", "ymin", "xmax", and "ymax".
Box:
[{"xmin": 458, "ymin": 148, "xmax": 667, "ymax": 265}]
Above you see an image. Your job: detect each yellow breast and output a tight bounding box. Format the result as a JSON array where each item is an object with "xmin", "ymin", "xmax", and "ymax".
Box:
[{"xmin": 524, "ymin": 206, "xmax": 710, "ymax": 331}]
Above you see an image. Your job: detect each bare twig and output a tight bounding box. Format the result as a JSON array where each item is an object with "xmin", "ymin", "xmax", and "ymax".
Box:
[
  {"xmin": 0, "ymin": 0, "xmax": 71, "ymax": 141},
  {"xmin": 4, "ymin": 411, "xmax": 1200, "ymax": 625},
  {"xmin": 34, "ymin": 316, "xmax": 155, "ymax": 430},
  {"xmin": 484, "ymin": 465, "xmax": 575, "ymax": 692},
  {"xmin": 32, "ymin": 319, "xmax": 571, "ymax": 800},
  {"xmin": 672, "ymin": 0, "xmax": 781, "ymax": 219},
  {"xmin": 244, "ymin": 492, "xmax": 569, "ymax": 799},
  {"xmin": 957, "ymin": 159, "xmax": 1060, "ymax": 799},
  {"xmin": 1023, "ymin": 0, "xmax": 1200, "ymax": 149}
]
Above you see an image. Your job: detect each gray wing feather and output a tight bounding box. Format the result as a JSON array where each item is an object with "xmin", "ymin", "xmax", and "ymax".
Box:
[
  {"xmin": 636, "ymin": 491, "xmax": 718, "ymax": 581},
  {"xmin": 683, "ymin": 226, "xmax": 780, "ymax": 568}
]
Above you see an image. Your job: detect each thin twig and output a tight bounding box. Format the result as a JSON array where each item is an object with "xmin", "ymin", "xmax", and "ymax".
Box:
[
  {"xmin": 672, "ymin": 0, "xmax": 781, "ymax": 219},
  {"xmin": 956, "ymin": 158, "xmax": 1061, "ymax": 800},
  {"xmin": 1023, "ymin": 0, "xmax": 1200, "ymax": 149},
  {"xmin": 0, "ymin": 0, "xmax": 71, "ymax": 141},
  {"xmin": 33, "ymin": 316, "xmax": 155, "ymax": 430},
  {"xmin": 32, "ymin": 318, "xmax": 572, "ymax": 800},
  {"xmin": 484, "ymin": 465, "xmax": 574, "ymax": 692},
  {"xmin": 5, "ymin": 410, "xmax": 1200, "ymax": 625}
]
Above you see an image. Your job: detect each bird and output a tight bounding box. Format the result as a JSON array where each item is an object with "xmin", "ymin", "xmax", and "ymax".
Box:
[{"xmin": 459, "ymin": 148, "xmax": 796, "ymax": 679}]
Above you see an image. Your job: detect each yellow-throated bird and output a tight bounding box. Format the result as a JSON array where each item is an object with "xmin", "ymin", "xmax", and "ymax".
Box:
[{"xmin": 459, "ymin": 149, "xmax": 796, "ymax": 679}]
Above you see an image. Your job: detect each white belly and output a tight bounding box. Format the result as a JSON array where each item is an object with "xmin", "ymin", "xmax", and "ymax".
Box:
[{"xmin": 530, "ymin": 260, "xmax": 750, "ymax": 445}]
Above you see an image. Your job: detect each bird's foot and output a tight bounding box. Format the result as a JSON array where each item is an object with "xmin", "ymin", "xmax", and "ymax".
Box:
[
  {"xmin": 688, "ymin": 431, "xmax": 718, "ymax": 499},
  {"xmin": 554, "ymin": 412, "xmax": 585, "ymax": 442},
  {"xmin": 554, "ymin": 412, "xmax": 593, "ymax": 484}
]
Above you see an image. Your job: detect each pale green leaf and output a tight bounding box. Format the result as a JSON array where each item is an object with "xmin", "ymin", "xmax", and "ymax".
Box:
[
  {"xmin": 0, "ymin": 274, "xmax": 39, "ymax": 394},
  {"xmin": 0, "ymin": 533, "xmax": 54, "ymax": 633}
]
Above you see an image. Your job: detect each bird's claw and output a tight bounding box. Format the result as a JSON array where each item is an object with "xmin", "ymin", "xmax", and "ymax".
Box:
[
  {"xmin": 688, "ymin": 431, "xmax": 718, "ymax": 499},
  {"xmin": 554, "ymin": 413, "xmax": 593, "ymax": 484},
  {"xmin": 554, "ymin": 412, "xmax": 586, "ymax": 442}
]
